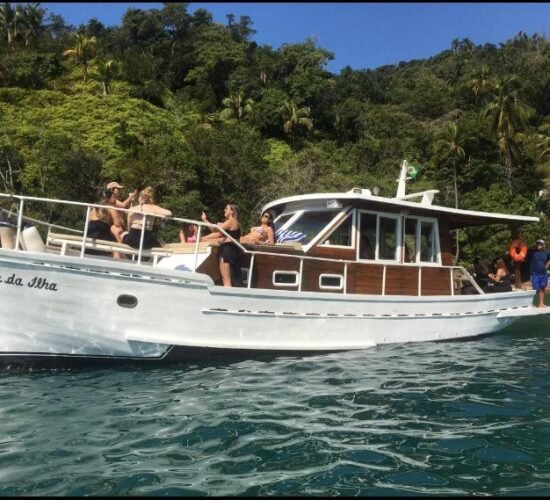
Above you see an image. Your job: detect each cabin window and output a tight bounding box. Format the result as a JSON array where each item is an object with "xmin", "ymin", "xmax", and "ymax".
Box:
[
  {"xmin": 319, "ymin": 212, "xmax": 353, "ymax": 247},
  {"xmin": 379, "ymin": 216, "xmax": 399, "ymax": 260},
  {"xmin": 319, "ymin": 274, "xmax": 344, "ymax": 290},
  {"xmin": 274, "ymin": 213, "xmax": 294, "ymax": 233},
  {"xmin": 401, "ymin": 216, "xmax": 440, "ymax": 264},
  {"xmin": 273, "ymin": 271, "xmax": 299, "ymax": 287},
  {"xmin": 420, "ymin": 221, "xmax": 437, "ymax": 263},
  {"xmin": 359, "ymin": 211, "xmax": 401, "ymax": 262},
  {"xmin": 281, "ymin": 210, "xmax": 340, "ymax": 245},
  {"xmin": 403, "ymin": 218, "xmax": 417, "ymax": 263},
  {"xmin": 359, "ymin": 213, "xmax": 377, "ymax": 259}
]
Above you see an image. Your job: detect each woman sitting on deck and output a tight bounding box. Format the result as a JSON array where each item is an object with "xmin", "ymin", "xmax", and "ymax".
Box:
[
  {"xmin": 240, "ymin": 211, "xmax": 276, "ymax": 245},
  {"xmin": 179, "ymin": 223, "xmax": 198, "ymax": 244},
  {"xmin": 122, "ymin": 186, "xmax": 172, "ymax": 250},
  {"xmin": 487, "ymin": 259, "xmax": 512, "ymax": 292},
  {"xmin": 86, "ymin": 189, "xmax": 118, "ymax": 243}
]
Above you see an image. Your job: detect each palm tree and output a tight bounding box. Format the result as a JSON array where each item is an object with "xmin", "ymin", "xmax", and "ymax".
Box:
[
  {"xmin": 281, "ymin": 100, "xmax": 313, "ymax": 149},
  {"xmin": 536, "ymin": 124, "xmax": 550, "ymax": 160},
  {"xmin": 483, "ymin": 75, "xmax": 532, "ymax": 192},
  {"xmin": 433, "ymin": 121, "xmax": 469, "ymax": 261},
  {"xmin": 470, "ymin": 64, "xmax": 490, "ymax": 104},
  {"xmin": 20, "ymin": 3, "xmax": 45, "ymax": 47},
  {"xmin": 95, "ymin": 59, "xmax": 117, "ymax": 96},
  {"xmin": 0, "ymin": 2, "xmax": 22, "ymax": 45},
  {"xmin": 220, "ymin": 91, "xmax": 254, "ymax": 123},
  {"xmin": 62, "ymin": 34, "xmax": 97, "ymax": 83},
  {"xmin": 433, "ymin": 122, "xmax": 467, "ymax": 209}
]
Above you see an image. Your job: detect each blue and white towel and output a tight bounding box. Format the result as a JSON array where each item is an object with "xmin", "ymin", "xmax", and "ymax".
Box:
[{"xmin": 275, "ymin": 229, "xmax": 307, "ymax": 243}]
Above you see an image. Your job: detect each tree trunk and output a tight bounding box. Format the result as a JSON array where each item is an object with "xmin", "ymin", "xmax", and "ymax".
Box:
[
  {"xmin": 504, "ymin": 147, "xmax": 513, "ymax": 193},
  {"xmin": 453, "ymin": 161, "xmax": 459, "ymax": 262},
  {"xmin": 102, "ymin": 80, "xmax": 108, "ymax": 96}
]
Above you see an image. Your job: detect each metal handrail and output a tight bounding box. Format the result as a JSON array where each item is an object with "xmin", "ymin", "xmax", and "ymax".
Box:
[{"xmin": 0, "ymin": 192, "xmax": 484, "ymax": 296}]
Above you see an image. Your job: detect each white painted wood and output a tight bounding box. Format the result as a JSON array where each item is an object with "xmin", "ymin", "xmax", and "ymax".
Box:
[{"xmin": 0, "ymin": 249, "xmax": 538, "ymax": 358}]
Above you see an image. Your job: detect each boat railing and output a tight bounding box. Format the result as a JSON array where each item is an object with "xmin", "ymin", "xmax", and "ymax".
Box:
[
  {"xmin": 0, "ymin": 193, "xmax": 252, "ymax": 265},
  {"xmin": 0, "ymin": 193, "xmax": 484, "ymax": 296}
]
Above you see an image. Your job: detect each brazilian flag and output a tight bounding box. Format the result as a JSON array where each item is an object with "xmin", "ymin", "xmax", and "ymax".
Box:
[{"xmin": 407, "ymin": 162, "xmax": 421, "ymax": 180}]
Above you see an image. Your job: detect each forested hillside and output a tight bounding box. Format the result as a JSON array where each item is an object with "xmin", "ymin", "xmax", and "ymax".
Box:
[{"xmin": 0, "ymin": 2, "xmax": 549, "ymax": 264}]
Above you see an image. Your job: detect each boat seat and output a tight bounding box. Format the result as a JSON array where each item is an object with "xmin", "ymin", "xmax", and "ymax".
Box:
[
  {"xmin": 47, "ymin": 232, "xmax": 153, "ymax": 258},
  {"xmin": 20, "ymin": 226, "xmax": 46, "ymax": 253},
  {"xmin": 150, "ymin": 241, "xmax": 218, "ymax": 255},
  {"xmin": 242, "ymin": 242, "xmax": 303, "ymax": 252}
]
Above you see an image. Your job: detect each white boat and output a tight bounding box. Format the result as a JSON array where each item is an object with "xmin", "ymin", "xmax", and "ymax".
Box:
[{"xmin": 0, "ymin": 160, "xmax": 548, "ymax": 366}]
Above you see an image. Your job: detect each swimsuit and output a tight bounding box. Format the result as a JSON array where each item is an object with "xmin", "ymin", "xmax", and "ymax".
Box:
[{"xmin": 219, "ymin": 227, "xmax": 243, "ymax": 286}]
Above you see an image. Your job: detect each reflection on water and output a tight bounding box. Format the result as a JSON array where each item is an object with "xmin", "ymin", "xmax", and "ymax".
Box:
[{"xmin": 0, "ymin": 317, "xmax": 548, "ymax": 495}]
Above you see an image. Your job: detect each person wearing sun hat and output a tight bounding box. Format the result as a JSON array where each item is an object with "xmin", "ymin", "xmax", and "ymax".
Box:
[
  {"xmin": 106, "ymin": 181, "xmax": 138, "ymax": 209},
  {"xmin": 529, "ymin": 239, "xmax": 550, "ymax": 307}
]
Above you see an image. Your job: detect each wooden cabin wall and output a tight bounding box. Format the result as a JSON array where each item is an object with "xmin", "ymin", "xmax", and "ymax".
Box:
[
  {"xmin": 195, "ymin": 210, "xmax": 456, "ymax": 295},
  {"xmin": 306, "ymin": 246, "xmax": 355, "ymax": 260},
  {"xmin": 196, "ymin": 248, "xmax": 221, "ymax": 284},
  {"xmin": 301, "ymin": 259, "xmax": 346, "ymax": 293},
  {"xmin": 347, "ymin": 264, "xmax": 383, "ymax": 294},
  {"xmin": 421, "ymin": 267, "xmax": 452, "ymax": 295},
  {"xmin": 438, "ymin": 217, "xmax": 454, "ymax": 266},
  {"xmin": 385, "ymin": 266, "xmax": 419, "ymax": 295},
  {"xmin": 249, "ymin": 254, "xmax": 300, "ymax": 290}
]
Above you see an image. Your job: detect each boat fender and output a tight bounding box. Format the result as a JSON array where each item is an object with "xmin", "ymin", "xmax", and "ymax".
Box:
[{"xmin": 509, "ymin": 239, "xmax": 527, "ymax": 263}]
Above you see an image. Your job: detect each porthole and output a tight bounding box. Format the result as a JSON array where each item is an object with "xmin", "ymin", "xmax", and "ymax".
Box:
[
  {"xmin": 273, "ymin": 271, "xmax": 299, "ymax": 287},
  {"xmin": 319, "ymin": 274, "xmax": 344, "ymax": 290},
  {"xmin": 117, "ymin": 294, "xmax": 138, "ymax": 308}
]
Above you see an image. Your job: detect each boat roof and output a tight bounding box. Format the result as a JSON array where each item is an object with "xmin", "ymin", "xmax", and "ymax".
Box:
[{"xmin": 262, "ymin": 191, "xmax": 539, "ymax": 229}]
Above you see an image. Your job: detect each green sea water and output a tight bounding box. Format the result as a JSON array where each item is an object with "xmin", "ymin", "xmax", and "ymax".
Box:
[{"xmin": 0, "ymin": 317, "xmax": 548, "ymax": 496}]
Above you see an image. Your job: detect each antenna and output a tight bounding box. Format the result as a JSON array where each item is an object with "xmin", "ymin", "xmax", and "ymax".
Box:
[{"xmin": 396, "ymin": 160, "xmax": 408, "ymax": 198}]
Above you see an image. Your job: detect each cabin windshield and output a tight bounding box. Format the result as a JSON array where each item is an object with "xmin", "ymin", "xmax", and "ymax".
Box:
[
  {"xmin": 320, "ymin": 212, "xmax": 353, "ymax": 247},
  {"xmin": 274, "ymin": 213, "xmax": 294, "ymax": 233},
  {"xmin": 280, "ymin": 210, "xmax": 340, "ymax": 245}
]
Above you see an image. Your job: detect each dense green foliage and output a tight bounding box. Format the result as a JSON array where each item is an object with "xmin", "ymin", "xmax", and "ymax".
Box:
[{"xmin": 0, "ymin": 2, "xmax": 549, "ymax": 265}]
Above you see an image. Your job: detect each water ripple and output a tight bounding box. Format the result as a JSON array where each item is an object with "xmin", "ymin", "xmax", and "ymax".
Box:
[{"xmin": 0, "ymin": 317, "xmax": 548, "ymax": 495}]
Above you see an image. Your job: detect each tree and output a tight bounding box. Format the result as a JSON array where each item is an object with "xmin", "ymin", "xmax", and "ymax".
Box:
[
  {"xmin": 483, "ymin": 75, "xmax": 532, "ymax": 191},
  {"xmin": 20, "ymin": 3, "xmax": 45, "ymax": 47},
  {"xmin": 0, "ymin": 142, "xmax": 23, "ymax": 192},
  {"xmin": 95, "ymin": 58, "xmax": 117, "ymax": 95},
  {"xmin": 62, "ymin": 34, "xmax": 97, "ymax": 83},
  {"xmin": 0, "ymin": 2, "xmax": 22, "ymax": 45},
  {"xmin": 184, "ymin": 24, "xmax": 247, "ymax": 104},
  {"xmin": 432, "ymin": 122, "xmax": 467, "ymax": 209},
  {"xmin": 470, "ymin": 64, "xmax": 491, "ymax": 104},
  {"xmin": 281, "ymin": 100, "xmax": 313, "ymax": 149},
  {"xmin": 220, "ymin": 91, "xmax": 254, "ymax": 123},
  {"xmin": 432, "ymin": 121, "xmax": 468, "ymax": 260}
]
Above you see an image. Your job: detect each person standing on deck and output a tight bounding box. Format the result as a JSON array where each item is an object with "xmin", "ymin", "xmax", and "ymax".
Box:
[
  {"xmin": 529, "ymin": 239, "xmax": 550, "ymax": 308},
  {"xmin": 201, "ymin": 204, "xmax": 243, "ymax": 287}
]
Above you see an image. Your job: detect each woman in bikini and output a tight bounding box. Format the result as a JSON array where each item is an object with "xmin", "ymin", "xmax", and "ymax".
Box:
[
  {"xmin": 122, "ymin": 186, "xmax": 172, "ymax": 249},
  {"xmin": 240, "ymin": 212, "xmax": 275, "ymax": 245}
]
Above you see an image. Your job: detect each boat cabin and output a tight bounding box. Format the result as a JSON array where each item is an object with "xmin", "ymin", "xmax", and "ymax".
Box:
[
  {"xmin": 0, "ymin": 162, "xmax": 539, "ymax": 299},
  {"xmin": 196, "ymin": 161, "xmax": 538, "ymax": 296}
]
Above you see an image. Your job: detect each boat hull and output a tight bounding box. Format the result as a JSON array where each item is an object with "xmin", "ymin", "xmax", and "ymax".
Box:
[{"xmin": 0, "ymin": 249, "xmax": 538, "ymax": 365}]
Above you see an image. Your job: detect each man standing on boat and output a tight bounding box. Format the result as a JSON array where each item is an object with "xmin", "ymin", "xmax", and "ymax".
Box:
[
  {"xmin": 530, "ymin": 239, "xmax": 550, "ymax": 308},
  {"xmin": 106, "ymin": 182, "xmax": 138, "ymax": 210}
]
